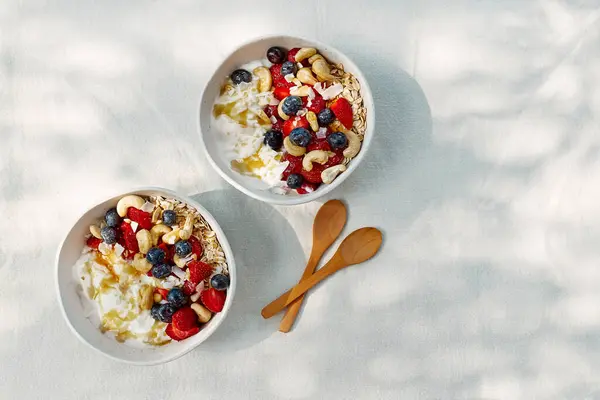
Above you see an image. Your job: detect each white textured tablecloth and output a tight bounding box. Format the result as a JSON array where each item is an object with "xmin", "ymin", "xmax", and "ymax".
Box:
[{"xmin": 2, "ymin": 1, "xmax": 600, "ymax": 398}]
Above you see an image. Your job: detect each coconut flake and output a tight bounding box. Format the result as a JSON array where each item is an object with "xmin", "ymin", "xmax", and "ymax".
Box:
[
  {"xmin": 114, "ymin": 243, "xmax": 125, "ymax": 257},
  {"xmin": 98, "ymin": 242, "xmax": 112, "ymax": 255},
  {"xmin": 269, "ymin": 97, "xmax": 280, "ymax": 106},
  {"xmin": 196, "ymin": 281, "xmax": 205, "ymax": 293},
  {"xmin": 270, "ymin": 116, "xmax": 278, "ymax": 124},
  {"xmin": 320, "ymin": 83, "xmax": 343, "ymax": 100},
  {"xmin": 297, "ymin": 62, "xmax": 303, "ymax": 69},
  {"xmin": 171, "ymin": 266, "xmax": 186, "ymax": 280},
  {"xmin": 316, "ymin": 127, "xmax": 328, "ymax": 139},
  {"xmin": 297, "ymin": 108, "xmax": 308, "ymax": 117},
  {"xmin": 307, "ymin": 87, "xmax": 315, "ymax": 100},
  {"xmin": 284, "ymin": 73, "xmax": 295, "ymax": 82},
  {"xmin": 130, "ymin": 221, "xmax": 139, "ymax": 232},
  {"xmin": 140, "ymin": 202, "xmax": 155, "ymax": 213},
  {"xmin": 190, "ymin": 292, "xmax": 201, "ymax": 302}
]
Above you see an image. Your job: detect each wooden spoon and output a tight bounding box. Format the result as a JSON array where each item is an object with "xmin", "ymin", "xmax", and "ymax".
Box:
[
  {"xmin": 279, "ymin": 200, "xmax": 347, "ymax": 333},
  {"xmin": 262, "ymin": 227, "xmax": 383, "ymax": 319}
]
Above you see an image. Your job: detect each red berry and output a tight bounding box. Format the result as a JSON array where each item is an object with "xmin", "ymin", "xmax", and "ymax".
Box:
[
  {"xmin": 272, "ymin": 119, "xmax": 284, "ymax": 132},
  {"xmin": 301, "ymin": 163, "xmax": 325, "ymax": 184},
  {"xmin": 188, "ymin": 235, "xmax": 203, "ymax": 259},
  {"xmin": 200, "ymin": 288, "xmax": 226, "ymax": 313},
  {"xmin": 307, "ymin": 94, "xmax": 325, "ymax": 113},
  {"xmin": 324, "ymin": 150, "xmax": 344, "ymax": 168},
  {"xmin": 273, "ymin": 86, "xmax": 290, "ymax": 100},
  {"xmin": 296, "ymin": 181, "xmax": 320, "ymax": 194},
  {"xmin": 126, "ymin": 208, "xmax": 153, "ymax": 230},
  {"xmin": 86, "ymin": 237, "xmax": 102, "ymax": 249},
  {"xmin": 330, "ymin": 98, "xmax": 353, "ymax": 129},
  {"xmin": 281, "ymin": 153, "xmax": 303, "ymax": 180},
  {"xmin": 182, "ymin": 280, "xmax": 196, "ymax": 296},
  {"xmin": 188, "ymin": 261, "xmax": 213, "ymax": 284},
  {"xmin": 307, "ymin": 139, "xmax": 331, "ymax": 152},
  {"xmin": 287, "ymin": 48, "xmax": 310, "ymax": 67},
  {"xmin": 270, "ymin": 64, "xmax": 289, "ymax": 88},
  {"xmin": 283, "ymin": 116, "xmax": 309, "ymax": 137},
  {"xmin": 165, "ymin": 323, "xmax": 200, "ymax": 341},
  {"xmin": 172, "ymin": 307, "xmax": 198, "ymax": 331},
  {"xmin": 158, "ymin": 243, "xmax": 174, "ymax": 264},
  {"xmin": 118, "ymin": 221, "xmax": 139, "ymax": 254},
  {"xmin": 156, "ymin": 288, "xmax": 169, "ymax": 298},
  {"xmin": 264, "ymin": 105, "xmax": 278, "ymax": 118}
]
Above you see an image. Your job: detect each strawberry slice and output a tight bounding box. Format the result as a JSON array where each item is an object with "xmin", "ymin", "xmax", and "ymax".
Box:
[
  {"xmin": 119, "ymin": 221, "xmax": 139, "ymax": 254},
  {"xmin": 200, "ymin": 288, "xmax": 226, "ymax": 313},
  {"xmin": 273, "ymin": 86, "xmax": 291, "ymax": 100},
  {"xmin": 188, "ymin": 235, "xmax": 204, "ymax": 259},
  {"xmin": 287, "ymin": 48, "xmax": 310, "ymax": 67},
  {"xmin": 86, "ymin": 236, "xmax": 102, "ymax": 249},
  {"xmin": 172, "ymin": 307, "xmax": 198, "ymax": 331},
  {"xmin": 301, "ymin": 163, "xmax": 325, "ymax": 184},
  {"xmin": 324, "ymin": 150, "xmax": 344, "ymax": 168},
  {"xmin": 283, "ymin": 116, "xmax": 309, "ymax": 137},
  {"xmin": 307, "ymin": 139, "xmax": 331, "ymax": 152},
  {"xmin": 182, "ymin": 280, "xmax": 196, "ymax": 296},
  {"xmin": 157, "ymin": 243, "xmax": 174, "ymax": 263},
  {"xmin": 165, "ymin": 323, "xmax": 200, "ymax": 341},
  {"xmin": 126, "ymin": 208, "xmax": 152, "ymax": 230},
  {"xmin": 296, "ymin": 181, "xmax": 320, "ymax": 194},
  {"xmin": 330, "ymin": 98, "xmax": 353, "ymax": 129},
  {"xmin": 188, "ymin": 261, "xmax": 213, "ymax": 284},
  {"xmin": 281, "ymin": 153, "xmax": 303, "ymax": 180},
  {"xmin": 307, "ymin": 93, "xmax": 325, "ymax": 113}
]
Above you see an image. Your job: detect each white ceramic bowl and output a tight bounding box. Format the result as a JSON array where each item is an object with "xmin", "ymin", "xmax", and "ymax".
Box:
[
  {"xmin": 199, "ymin": 35, "xmax": 375, "ymax": 205},
  {"xmin": 55, "ymin": 187, "xmax": 236, "ymax": 365}
]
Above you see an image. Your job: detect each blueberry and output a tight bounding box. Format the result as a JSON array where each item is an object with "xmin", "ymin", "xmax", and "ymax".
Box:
[
  {"xmin": 264, "ymin": 130, "xmax": 283, "ymax": 151},
  {"xmin": 286, "ymin": 173, "xmax": 304, "ymax": 189},
  {"xmin": 166, "ymin": 287, "xmax": 188, "ymax": 308},
  {"xmin": 289, "ymin": 127, "xmax": 312, "ymax": 147},
  {"xmin": 267, "ymin": 46, "xmax": 286, "ymax": 64},
  {"xmin": 162, "ymin": 210, "xmax": 177, "ymax": 226},
  {"xmin": 146, "ymin": 247, "xmax": 166, "ymax": 265},
  {"xmin": 210, "ymin": 274, "xmax": 230, "ymax": 291},
  {"xmin": 100, "ymin": 226, "xmax": 118, "ymax": 245},
  {"xmin": 174, "ymin": 240, "xmax": 192, "ymax": 257},
  {"xmin": 151, "ymin": 263, "xmax": 172, "ymax": 279},
  {"xmin": 327, "ymin": 132, "xmax": 348, "ymax": 150},
  {"xmin": 280, "ymin": 61, "xmax": 297, "ymax": 76},
  {"xmin": 317, "ymin": 108, "xmax": 335, "ymax": 126},
  {"xmin": 154, "ymin": 303, "xmax": 176, "ymax": 323},
  {"xmin": 104, "ymin": 208, "xmax": 121, "ymax": 228},
  {"xmin": 231, "ymin": 69, "xmax": 252, "ymax": 85},
  {"xmin": 281, "ymin": 96, "xmax": 302, "ymax": 116}
]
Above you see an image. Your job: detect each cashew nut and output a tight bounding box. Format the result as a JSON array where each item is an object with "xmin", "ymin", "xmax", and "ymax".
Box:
[
  {"xmin": 139, "ymin": 284, "xmax": 154, "ymax": 310},
  {"xmin": 312, "ymin": 59, "xmax": 336, "ymax": 82},
  {"xmin": 289, "ymin": 85, "xmax": 312, "ymax": 97},
  {"xmin": 296, "ymin": 67, "xmax": 318, "ymax": 86},
  {"xmin": 342, "ymin": 130, "xmax": 361, "ymax": 159},
  {"xmin": 302, "ymin": 150, "xmax": 332, "ymax": 171},
  {"xmin": 132, "ymin": 253, "xmax": 152, "ymax": 273},
  {"xmin": 295, "ymin": 47, "xmax": 317, "ymax": 62},
  {"xmin": 116, "ymin": 195, "xmax": 145, "ymax": 217},
  {"xmin": 135, "ymin": 229, "xmax": 152, "ymax": 254},
  {"xmin": 321, "ymin": 164, "xmax": 347, "ymax": 184},
  {"xmin": 151, "ymin": 207, "xmax": 162, "ymax": 224},
  {"xmin": 283, "ymin": 136, "xmax": 306, "ymax": 157},
  {"xmin": 89, "ymin": 225, "xmax": 102, "ymax": 239},
  {"xmin": 277, "ymin": 101, "xmax": 290, "ymax": 120},
  {"xmin": 308, "ymin": 54, "xmax": 326, "ymax": 64},
  {"xmin": 306, "ymin": 111, "xmax": 319, "ymax": 131},
  {"xmin": 150, "ymin": 224, "xmax": 172, "ymax": 245},
  {"xmin": 162, "ymin": 228, "xmax": 180, "ymax": 245},
  {"xmin": 179, "ymin": 215, "xmax": 194, "ymax": 240},
  {"xmin": 253, "ymin": 66, "xmax": 272, "ymax": 92},
  {"xmin": 191, "ymin": 303, "xmax": 212, "ymax": 323}
]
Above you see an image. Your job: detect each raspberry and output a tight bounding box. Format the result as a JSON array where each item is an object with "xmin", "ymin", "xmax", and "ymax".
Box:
[
  {"xmin": 172, "ymin": 307, "xmax": 198, "ymax": 331},
  {"xmin": 188, "ymin": 261, "xmax": 212, "ymax": 284},
  {"xmin": 182, "ymin": 280, "xmax": 196, "ymax": 296},
  {"xmin": 188, "ymin": 235, "xmax": 203, "ymax": 259},
  {"xmin": 86, "ymin": 237, "xmax": 102, "ymax": 249},
  {"xmin": 307, "ymin": 93, "xmax": 325, "ymax": 113},
  {"xmin": 281, "ymin": 153, "xmax": 303, "ymax": 180},
  {"xmin": 126, "ymin": 208, "xmax": 152, "ymax": 230},
  {"xmin": 118, "ymin": 221, "xmax": 139, "ymax": 254}
]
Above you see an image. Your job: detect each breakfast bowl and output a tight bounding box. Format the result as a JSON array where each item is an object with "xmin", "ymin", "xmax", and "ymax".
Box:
[
  {"xmin": 55, "ymin": 187, "xmax": 236, "ymax": 365},
  {"xmin": 198, "ymin": 35, "xmax": 375, "ymax": 205}
]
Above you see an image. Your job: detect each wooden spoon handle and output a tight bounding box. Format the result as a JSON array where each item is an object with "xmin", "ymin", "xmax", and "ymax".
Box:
[
  {"xmin": 261, "ymin": 256, "xmax": 345, "ymax": 319},
  {"xmin": 278, "ymin": 252, "xmax": 320, "ymax": 332}
]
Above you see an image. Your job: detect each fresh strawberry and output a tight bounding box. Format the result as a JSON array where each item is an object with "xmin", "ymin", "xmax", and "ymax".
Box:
[
  {"xmin": 272, "ymin": 119, "xmax": 284, "ymax": 132},
  {"xmin": 307, "ymin": 93, "xmax": 325, "ymax": 113},
  {"xmin": 157, "ymin": 243, "xmax": 174, "ymax": 263},
  {"xmin": 283, "ymin": 116, "xmax": 309, "ymax": 137},
  {"xmin": 281, "ymin": 153, "xmax": 303, "ymax": 180},
  {"xmin": 307, "ymin": 139, "xmax": 331, "ymax": 152},
  {"xmin": 165, "ymin": 323, "xmax": 200, "ymax": 341},
  {"xmin": 156, "ymin": 288, "xmax": 169, "ymax": 298},
  {"xmin": 287, "ymin": 48, "xmax": 310, "ymax": 67},
  {"xmin": 188, "ymin": 235, "xmax": 204, "ymax": 259},
  {"xmin": 126, "ymin": 208, "xmax": 153, "ymax": 230},
  {"xmin": 86, "ymin": 236, "xmax": 102, "ymax": 249},
  {"xmin": 200, "ymin": 288, "xmax": 226, "ymax": 313},
  {"xmin": 264, "ymin": 104, "xmax": 278, "ymax": 118},
  {"xmin": 182, "ymin": 280, "xmax": 196, "ymax": 296},
  {"xmin": 296, "ymin": 181, "xmax": 320, "ymax": 194},
  {"xmin": 330, "ymin": 98, "xmax": 353, "ymax": 129},
  {"xmin": 301, "ymin": 163, "xmax": 325, "ymax": 184},
  {"xmin": 172, "ymin": 307, "xmax": 198, "ymax": 331},
  {"xmin": 118, "ymin": 221, "xmax": 139, "ymax": 254},
  {"xmin": 273, "ymin": 86, "xmax": 291, "ymax": 100},
  {"xmin": 188, "ymin": 261, "xmax": 213, "ymax": 284},
  {"xmin": 324, "ymin": 149, "xmax": 344, "ymax": 168}
]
